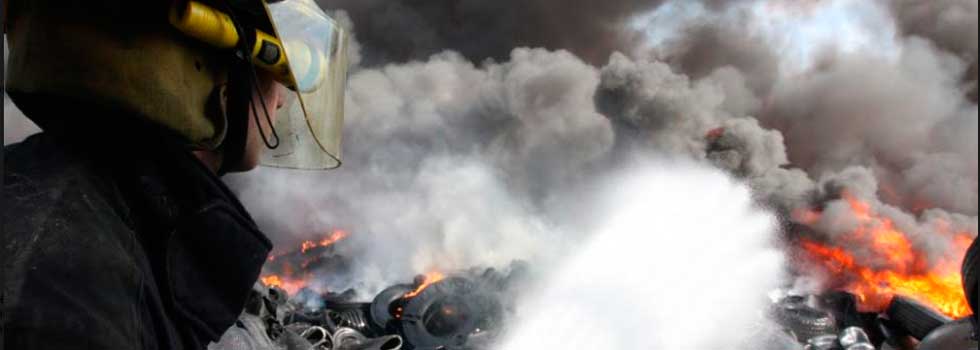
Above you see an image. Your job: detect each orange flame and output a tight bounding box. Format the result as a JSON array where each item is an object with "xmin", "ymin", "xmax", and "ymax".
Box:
[
  {"xmin": 260, "ymin": 229, "xmax": 352, "ymax": 295},
  {"xmin": 261, "ymin": 275, "xmax": 284, "ymax": 287},
  {"xmin": 260, "ymin": 275, "xmax": 308, "ymax": 295},
  {"xmin": 301, "ymin": 229, "xmax": 350, "ymax": 253},
  {"xmin": 404, "ymin": 272, "xmax": 447, "ymax": 299},
  {"xmin": 799, "ymin": 193, "xmax": 973, "ymax": 318}
]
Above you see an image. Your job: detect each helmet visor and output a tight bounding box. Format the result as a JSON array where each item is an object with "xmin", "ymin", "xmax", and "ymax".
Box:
[{"xmin": 262, "ymin": 0, "xmax": 349, "ymax": 169}]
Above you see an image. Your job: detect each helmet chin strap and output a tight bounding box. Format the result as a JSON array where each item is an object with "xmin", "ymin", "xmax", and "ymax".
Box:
[
  {"xmin": 217, "ymin": 1, "xmax": 281, "ymax": 175},
  {"xmin": 245, "ymin": 62, "xmax": 281, "ymax": 150},
  {"xmin": 218, "ymin": 58, "xmax": 255, "ymax": 175},
  {"xmin": 224, "ymin": 1, "xmax": 281, "ymax": 150}
]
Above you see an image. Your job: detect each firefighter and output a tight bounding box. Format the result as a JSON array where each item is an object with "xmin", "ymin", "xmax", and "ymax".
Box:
[{"xmin": 2, "ymin": 0, "xmax": 349, "ymax": 348}]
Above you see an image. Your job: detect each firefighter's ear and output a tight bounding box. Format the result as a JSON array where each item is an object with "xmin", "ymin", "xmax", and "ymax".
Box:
[{"xmin": 203, "ymin": 84, "xmax": 229, "ymax": 151}]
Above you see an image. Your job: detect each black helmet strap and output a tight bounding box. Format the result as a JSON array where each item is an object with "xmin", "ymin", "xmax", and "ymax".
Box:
[
  {"xmin": 218, "ymin": 58, "xmax": 253, "ymax": 175},
  {"xmin": 217, "ymin": 1, "xmax": 281, "ymax": 174}
]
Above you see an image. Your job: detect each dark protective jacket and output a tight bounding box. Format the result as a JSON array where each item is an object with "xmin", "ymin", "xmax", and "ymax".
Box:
[{"xmin": 2, "ymin": 112, "xmax": 273, "ymax": 349}]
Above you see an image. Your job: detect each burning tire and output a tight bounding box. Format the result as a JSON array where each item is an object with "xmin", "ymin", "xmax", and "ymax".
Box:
[
  {"xmin": 772, "ymin": 296, "xmax": 838, "ymax": 342},
  {"xmin": 399, "ymin": 277, "xmax": 502, "ymax": 350},
  {"xmin": 916, "ymin": 318, "xmax": 979, "ymax": 350},
  {"xmin": 885, "ymin": 296, "xmax": 952, "ymax": 340},
  {"xmin": 370, "ymin": 284, "xmax": 415, "ymax": 331}
]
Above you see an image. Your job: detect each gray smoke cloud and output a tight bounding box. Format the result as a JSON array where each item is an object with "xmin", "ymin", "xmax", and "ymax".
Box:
[
  {"xmin": 230, "ymin": 48, "xmax": 615, "ymax": 294},
  {"xmin": 655, "ymin": 21, "xmax": 781, "ymax": 96},
  {"xmin": 890, "ymin": 0, "xmax": 979, "ymax": 101},
  {"xmin": 631, "ymin": 0, "xmax": 978, "ymax": 264},
  {"xmin": 316, "ymin": 0, "xmax": 760, "ymax": 66},
  {"xmin": 760, "ymin": 38, "xmax": 977, "ymax": 216},
  {"xmin": 225, "ymin": 0, "xmax": 979, "ymax": 305},
  {"xmin": 316, "ymin": 0, "xmax": 665, "ymax": 65}
]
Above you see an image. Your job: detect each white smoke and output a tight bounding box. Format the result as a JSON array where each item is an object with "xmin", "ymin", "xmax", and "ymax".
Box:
[{"xmin": 498, "ymin": 162, "xmax": 786, "ymax": 350}]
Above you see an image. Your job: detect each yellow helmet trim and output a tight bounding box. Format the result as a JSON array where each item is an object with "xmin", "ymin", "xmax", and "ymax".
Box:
[{"xmin": 169, "ymin": 1, "xmax": 294, "ymax": 88}]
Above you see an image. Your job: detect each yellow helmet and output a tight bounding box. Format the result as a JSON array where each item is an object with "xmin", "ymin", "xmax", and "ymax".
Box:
[
  {"xmin": 5, "ymin": 0, "xmax": 350, "ymax": 170},
  {"xmin": 6, "ymin": 1, "xmax": 231, "ymax": 149}
]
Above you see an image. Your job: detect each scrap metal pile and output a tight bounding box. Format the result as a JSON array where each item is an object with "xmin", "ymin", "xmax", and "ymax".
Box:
[
  {"xmin": 210, "ymin": 230, "xmax": 976, "ymax": 350},
  {"xmin": 212, "ymin": 277, "xmax": 976, "ymax": 350},
  {"xmin": 767, "ymin": 290, "xmax": 977, "ymax": 350},
  {"xmin": 210, "ymin": 263, "xmax": 528, "ymax": 350}
]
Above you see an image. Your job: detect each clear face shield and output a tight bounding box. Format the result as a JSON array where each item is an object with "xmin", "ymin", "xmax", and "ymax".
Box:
[{"xmin": 261, "ymin": 0, "xmax": 349, "ymax": 170}]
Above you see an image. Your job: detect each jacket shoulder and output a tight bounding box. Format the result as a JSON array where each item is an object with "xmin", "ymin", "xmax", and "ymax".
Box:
[
  {"xmin": 3, "ymin": 133, "xmax": 147, "ymax": 349},
  {"xmin": 4, "ymin": 133, "xmax": 135, "ymax": 245}
]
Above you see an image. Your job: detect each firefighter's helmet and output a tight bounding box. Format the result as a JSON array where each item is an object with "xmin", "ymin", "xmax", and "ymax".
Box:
[{"xmin": 5, "ymin": 0, "xmax": 349, "ymax": 169}]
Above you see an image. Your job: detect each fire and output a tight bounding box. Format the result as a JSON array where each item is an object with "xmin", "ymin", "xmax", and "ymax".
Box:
[
  {"xmin": 301, "ymin": 241, "xmax": 317, "ymax": 253},
  {"xmin": 261, "ymin": 275, "xmax": 308, "ymax": 295},
  {"xmin": 261, "ymin": 275, "xmax": 283, "ymax": 287},
  {"xmin": 260, "ymin": 229, "xmax": 352, "ymax": 294},
  {"xmin": 404, "ymin": 272, "xmax": 447, "ymax": 299},
  {"xmin": 798, "ymin": 193, "xmax": 974, "ymax": 318},
  {"xmin": 301, "ymin": 229, "xmax": 350, "ymax": 253}
]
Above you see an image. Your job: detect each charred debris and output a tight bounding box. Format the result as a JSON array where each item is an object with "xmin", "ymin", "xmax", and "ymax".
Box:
[
  {"xmin": 209, "ymin": 261, "xmax": 529, "ymax": 350},
  {"xmin": 212, "ymin": 259, "xmax": 975, "ymax": 349}
]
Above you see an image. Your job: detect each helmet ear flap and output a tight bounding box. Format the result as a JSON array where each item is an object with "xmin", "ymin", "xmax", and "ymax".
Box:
[{"xmin": 218, "ymin": 59, "xmax": 255, "ymax": 175}]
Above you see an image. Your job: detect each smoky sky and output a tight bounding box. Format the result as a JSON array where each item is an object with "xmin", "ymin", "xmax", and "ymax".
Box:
[
  {"xmin": 890, "ymin": 0, "xmax": 979, "ymax": 101},
  {"xmin": 318, "ymin": 0, "xmax": 673, "ymax": 65}
]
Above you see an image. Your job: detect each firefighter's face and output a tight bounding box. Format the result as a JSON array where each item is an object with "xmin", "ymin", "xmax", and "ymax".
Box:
[{"xmin": 240, "ymin": 72, "xmax": 286, "ymax": 171}]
